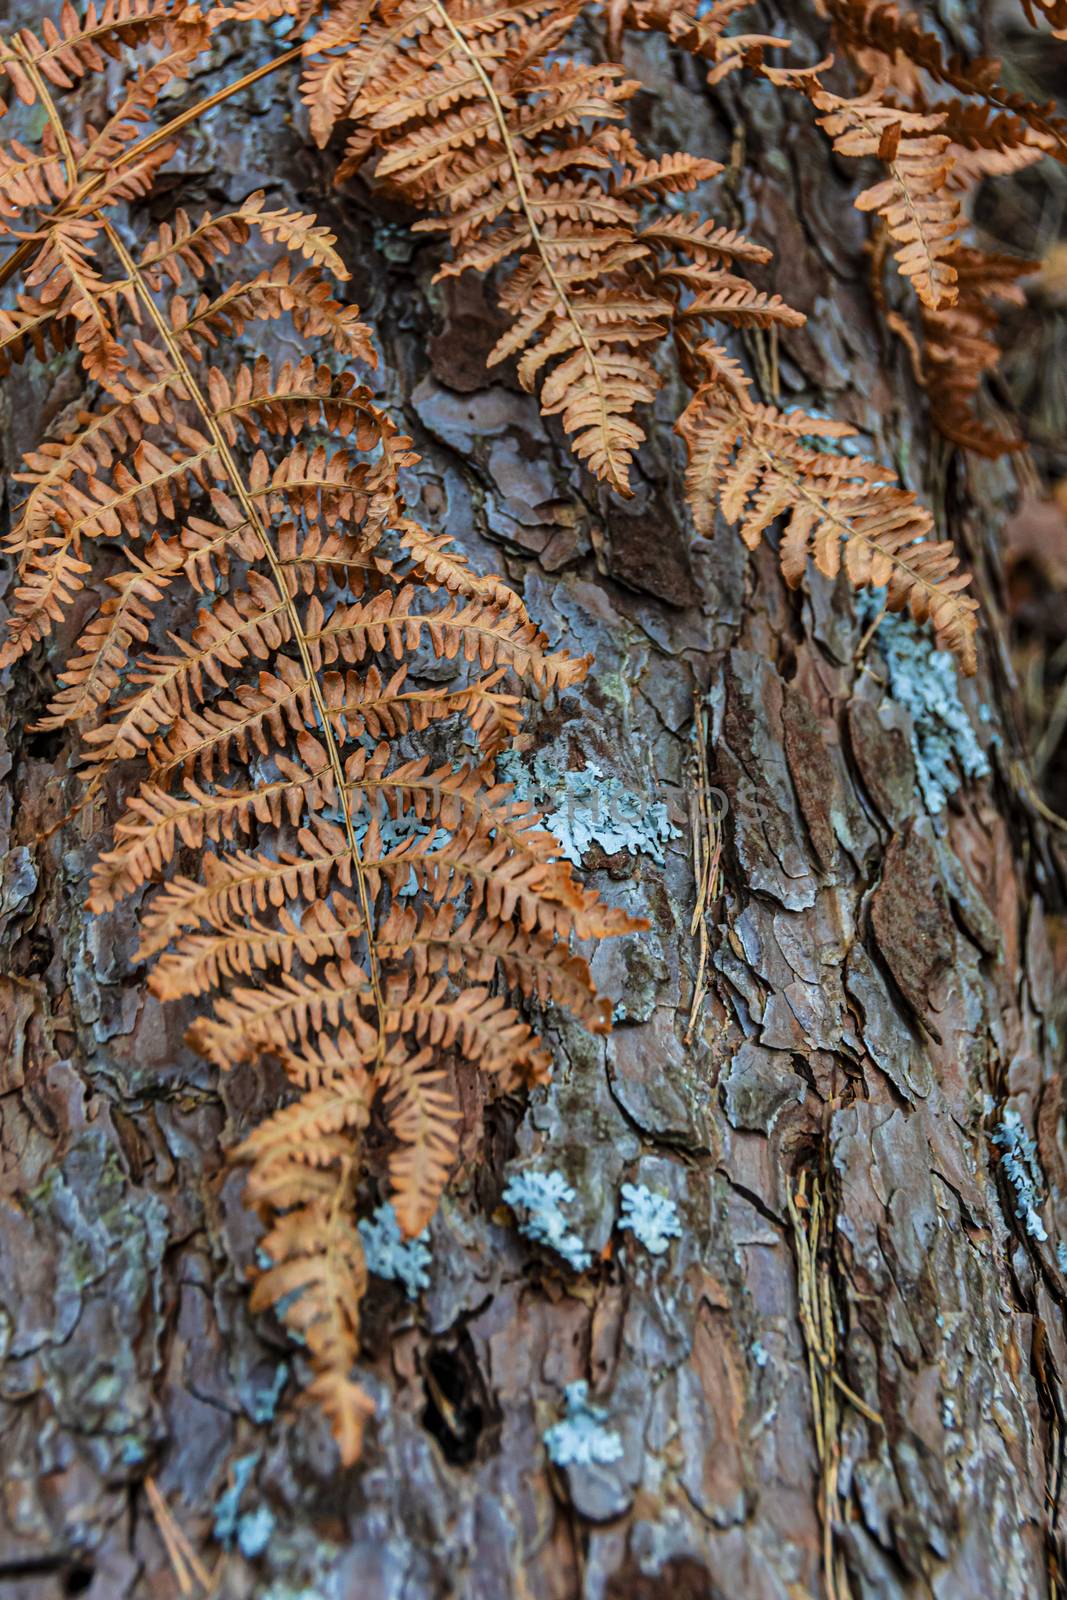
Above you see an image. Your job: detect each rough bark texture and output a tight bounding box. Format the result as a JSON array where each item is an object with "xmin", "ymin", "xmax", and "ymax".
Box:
[{"xmin": 1, "ymin": 5, "xmax": 1065, "ymax": 1599}]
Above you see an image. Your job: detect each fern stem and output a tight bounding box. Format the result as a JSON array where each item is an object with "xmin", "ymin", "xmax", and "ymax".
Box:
[
  {"xmin": 119, "ymin": 43, "xmax": 305, "ymax": 166},
  {"xmin": 4, "ymin": 37, "xmax": 78, "ymax": 184},
  {"xmin": 0, "ymin": 43, "xmax": 303, "ymax": 294},
  {"xmin": 427, "ymin": 0, "xmax": 624, "ymax": 491},
  {"xmin": 96, "ymin": 213, "xmax": 390, "ymax": 1062},
  {"xmin": 739, "ymin": 403, "xmax": 961, "ymax": 615}
]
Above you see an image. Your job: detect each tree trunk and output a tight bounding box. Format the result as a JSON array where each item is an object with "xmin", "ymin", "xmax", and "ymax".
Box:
[{"xmin": 2, "ymin": 4, "xmax": 1065, "ymax": 1598}]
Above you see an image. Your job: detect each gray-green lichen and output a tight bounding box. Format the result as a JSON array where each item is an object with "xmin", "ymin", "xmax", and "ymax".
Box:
[
  {"xmin": 502, "ymin": 1168, "xmax": 592, "ymax": 1271},
  {"xmin": 617, "ymin": 1183, "xmax": 682, "ymax": 1256},
  {"xmin": 992, "ymin": 1110, "xmax": 1048, "ymax": 1242},
  {"xmin": 359, "ymin": 1203, "xmax": 433, "ymax": 1297},
  {"xmin": 498, "ymin": 748, "xmax": 679, "ymax": 865},
  {"xmin": 544, "ymin": 1382, "xmax": 624, "ymax": 1467},
  {"xmin": 861, "ymin": 595, "xmax": 990, "ymax": 813}
]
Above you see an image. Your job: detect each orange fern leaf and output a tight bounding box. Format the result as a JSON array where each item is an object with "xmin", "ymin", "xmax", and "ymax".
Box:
[
  {"xmin": 767, "ymin": 64, "xmax": 962, "ymax": 309},
  {"xmin": 381, "ymin": 1049, "xmax": 462, "ymax": 1234},
  {"xmin": 677, "ymin": 355, "xmax": 978, "ymax": 670}
]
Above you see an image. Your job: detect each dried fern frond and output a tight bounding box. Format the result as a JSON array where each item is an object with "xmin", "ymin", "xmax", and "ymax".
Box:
[
  {"xmin": 290, "ymin": 0, "xmax": 984, "ymax": 668},
  {"xmin": 918, "ymin": 245, "xmax": 1038, "ymax": 457},
  {"xmin": 677, "ymin": 348, "xmax": 979, "ymax": 671},
  {"xmin": 1020, "ymin": 0, "xmax": 1067, "ymax": 36},
  {"xmin": 0, "ymin": 0, "xmax": 199, "ymax": 111},
  {"xmin": 938, "ymin": 99, "xmax": 1055, "ymax": 188},
  {"xmin": 765, "ymin": 63, "xmax": 962, "ymax": 310},
  {"xmin": 1, "ymin": 4, "xmax": 643, "ymax": 1464},
  {"xmin": 820, "ymin": 1, "xmax": 1052, "ymax": 457},
  {"xmin": 302, "ymin": 0, "xmax": 800, "ymax": 495},
  {"xmin": 827, "ymin": 0, "xmax": 1067, "ymax": 156},
  {"xmin": 609, "ymin": 0, "xmax": 791, "ymax": 83}
]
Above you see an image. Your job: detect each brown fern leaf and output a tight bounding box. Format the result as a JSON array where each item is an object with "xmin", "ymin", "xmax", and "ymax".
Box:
[
  {"xmin": 0, "ymin": 124, "xmax": 81, "ymax": 215},
  {"xmin": 766, "ymin": 64, "xmax": 962, "ymax": 309},
  {"xmin": 177, "ymin": 261, "xmax": 377, "ymax": 360},
  {"xmin": 641, "ymin": 209, "xmax": 807, "ymax": 341},
  {"xmin": 1020, "ymin": 0, "xmax": 1067, "ymax": 35},
  {"xmin": 187, "ymin": 959, "xmax": 376, "ymax": 1067},
  {"xmin": 0, "ymin": 0, "xmax": 198, "ymax": 111},
  {"xmin": 677, "ymin": 350, "xmax": 978, "ymax": 671},
  {"xmin": 148, "ymin": 900, "xmax": 363, "ymax": 999},
  {"xmin": 392, "ymin": 519, "xmax": 528, "ymax": 611},
  {"xmin": 136, "ymin": 193, "xmax": 355, "ymax": 291},
  {"xmin": 0, "ymin": 2, "xmax": 221, "ymax": 384},
  {"xmin": 384, "ymin": 976, "xmax": 552, "ymax": 1086},
  {"xmin": 80, "ymin": 25, "xmax": 213, "ymax": 169},
  {"xmin": 0, "ymin": 7, "xmax": 643, "ymax": 1465},
  {"xmin": 303, "ymin": 0, "xmax": 786, "ymax": 493},
  {"xmin": 611, "ymin": 0, "xmax": 791, "ymax": 82},
  {"xmin": 22, "ymin": 217, "xmax": 126, "ymax": 382},
  {"xmin": 827, "ymin": 1, "xmax": 1067, "ymax": 154},
  {"xmin": 919, "ymin": 245, "xmax": 1038, "ymax": 456},
  {"xmin": 380, "ymin": 902, "xmax": 615, "ymax": 1030},
  {"xmin": 381, "ymin": 1049, "xmax": 461, "ymax": 1234},
  {"xmin": 247, "ymin": 1181, "xmax": 374, "ymax": 1464},
  {"xmin": 938, "ymin": 99, "xmax": 1055, "ymax": 188},
  {"xmin": 306, "ymin": 586, "xmax": 585, "ymax": 690},
  {"xmin": 0, "ymin": 298, "xmax": 76, "ymax": 376},
  {"xmin": 32, "ymin": 557, "xmax": 173, "ymax": 728}
]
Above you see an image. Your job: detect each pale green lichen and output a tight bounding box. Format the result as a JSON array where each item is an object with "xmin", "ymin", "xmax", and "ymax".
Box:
[
  {"xmin": 498, "ymin": 748, "xmax": 678, "ymax": 865},
  {"xmin": 359, "ymin": 1202, "xmax": 432, "ymax": 1297},
  {"xmin": 544, "ymin": 1381, "xmax": 623, "ymax": 1467},
  {"xmin": 237, "ymin": 1504, "xmax": 276, "ymax": 1559},
  {"xmin": 617, "ymin": 1183, "xmax": 682, "ymax": 1256},
  {"xmin": 502, "ymin": 1168, "xmax": 591, "ymax": 1271},
  {"xmin": 993, "ymin": 1110, "xmax": 1048, "ymax": 1242},
  {"xmin": 248, "ymin": 1363, "xmax": 289, "ymax": 1425},
  {"xmin": 860, "ymin": 595, "xmax": 990, "ymax": 813},
  {"xmin": 214, "ymin": 1452, "xmax": 259, "ymax": 1547}
]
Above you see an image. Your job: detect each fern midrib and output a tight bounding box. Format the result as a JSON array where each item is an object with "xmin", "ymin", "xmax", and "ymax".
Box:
[
  {"xmin": 205, "ymin": 966, "xmax": 373, "ymax": 1053},
  {"xmin": 154, "ymin": 913, "xmax": 356, "ymax": 994},
  {"xmin": 4, "ymin": 36, "xmax": 77, "ymax": 182},
  {"xmin": 97, "ymin": 214, "xmax": 389, "ymax": 1059},
  {"xmin": 14, "ymin": 370, "xmax": 188, "ymax": 539},
  {"xmin": 119, "ymin": 763, "xmax": 558, "ymax": 914},
  {"xmin": 848, "ymin": 100, "xmax": 957, "ymax": 308},
  {"xmin": 743, "ymin": 414, "xmax": 969, "ymax": 621},
  {"xmin": 427, "ymin": 0, "xmax": 624, "ymax": 489}
]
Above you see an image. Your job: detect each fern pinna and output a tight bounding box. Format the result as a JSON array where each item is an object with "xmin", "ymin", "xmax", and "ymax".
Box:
[{"xmin": 0, "ymin": 0, "xmax": 641, "ymax": 1462}]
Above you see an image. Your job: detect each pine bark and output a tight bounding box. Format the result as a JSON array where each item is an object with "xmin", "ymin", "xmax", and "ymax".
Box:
[{"xmin": 1, "ymin": 4, "xmax": 1064, "ymax": 1599}]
